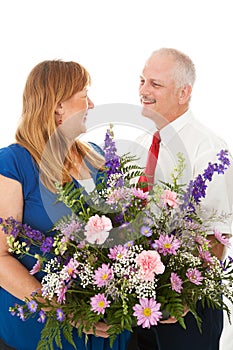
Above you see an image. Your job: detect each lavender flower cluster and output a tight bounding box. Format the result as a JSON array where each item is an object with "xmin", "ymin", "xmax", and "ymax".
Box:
[
  {"xmin": 0, "ymin": 216, "xmax": 54, "ymax": 254},
  {"xmin": 103, "ymin": 124, "xmax": 124, "ymax": 188},
  {"xmin": 183, "ymin": 149, "xmax": 230, "ymax": 211}
]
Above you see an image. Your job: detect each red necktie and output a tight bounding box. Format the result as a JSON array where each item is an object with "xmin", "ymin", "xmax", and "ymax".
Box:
[{"xmin": 138, "ymin": 131, "xmax": 161, "ymax": 192}]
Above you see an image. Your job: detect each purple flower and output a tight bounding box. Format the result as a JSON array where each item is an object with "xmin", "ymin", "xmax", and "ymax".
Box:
[
  {"xmin": 182, "ymin": 150, "xmax": 230, "ymax": 210},
  {"xmin": 140, "ymin": 225, "xmax": 152, "ymax": 237},
  {"xmin": 133, "ymin": 298, "xmax": 162, "ymax": 328},
  {"xmin": 203, "ymin": 163, "xmax": 215, "ymax": 181},
  {"xmin": 56, "ymin": 308, "xmax": 65, "ymax": 322},
  {"xmin": 217, "ymin": 150, "xmax": 230, "ymax": 168},
  {"xmin": 55, "ymin": 219, "xmax": 82, "ymax": 240},
  {"xmin": 24, "ymin": 226, "xmax": 43, "ymax": 241},
  {"xmin": 186, "ymin": 268, "xmax": 204, "ymax": 285},
  {"xmin": 90, "ymin": 293, "xmax": 111, "ymax": 315},
  {"xmin": 191, "ymin": 174, "xmax": 207, "ymax": 204},
  {"xmin": 9, "ymin": 304, "xmax": 18, "ymax": 316},
  {"xmin": 170, "ymin": 272, "xmax": 183, "ymax": 293},
  {"xmin": 143, "ymin": 216, "xmax": 154, "ymax": 226},
  {"xmin": 41, "ymin": 236, "xmax": 54, "ymax": 253},
  {"xmin": 17, "ymin": 306, "xmax": 26, "ymax": 321},
  {"xmin": 124, "ymin": 240, "xmax": 134, "ymax": 248},
  {"xmin": 27, "ymin": 300, "xmax": 38, "ymax": 313},
  {"xmin": 37, "ymin": 310, "xmax": 46, "ymax": 323},
  {"xmin": 103, "ymin": 127, "xmax": 123, "ymax": 186}
]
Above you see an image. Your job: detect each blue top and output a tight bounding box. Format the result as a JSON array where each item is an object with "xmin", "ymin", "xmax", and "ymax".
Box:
[{"xmin": 0, "ymin": 143, "xmax": 130, "ymax": 350}]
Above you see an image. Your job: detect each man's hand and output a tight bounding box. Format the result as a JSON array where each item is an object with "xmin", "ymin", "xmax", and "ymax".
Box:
[{"xmin": 159, "ymin": 306, "xmax": 189, "ymax": 324}]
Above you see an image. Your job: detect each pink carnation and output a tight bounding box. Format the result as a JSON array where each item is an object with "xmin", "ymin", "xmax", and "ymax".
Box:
[
  {"xmin": 84, "ymin": 214, "xmax": 112, "ymax": 244},
  {"xmin": 161, "ymin": 189, "xmax": 179, "ymax": 208},
  {"xmin": 135, "ymin": 250, "xmax": 165, "ymax": 282}
]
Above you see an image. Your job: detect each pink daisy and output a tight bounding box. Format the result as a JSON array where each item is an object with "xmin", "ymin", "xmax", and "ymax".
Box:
[
  {"xmin": 93, "ymin": 263, "xmax": 113, "ymax": 287},
  {"xmin": 133, "ymin": 298, "xmax": 162, "ymax": 328},
  {"xmin": 90, "ymin": 293, "xmax": 111, "ymax": 315},
  {"xmin": 154, "ymin": 234, "xmax": 180, "ymax": 256},
  {"xmin": 195, "ymin": 234, "xmax": 211, "ymax": 247},
  {"xmin": 198, "ymin": 247, "xmax": 213, "ymax": 265},
  {"xmin": 57, "ymin": 283, "xmax": 68, "ymax": 304},
  {"xmin": 132, "ymin": 187, "xmax": 148, "ymax": 200},
  {"xmin": 170, "ymin": 272, "xmax": 183, "ymax": 293},
  {"xmin": 214, "ymin": 229, "xmax": 231, "ymax": 248},
  {"xmin": 30, "ymin": 259, "xmax": 41, "ymax": 275},
  {"xmin": 108, "ymin": 245, "xmax": 128, "ymax": 260},
  {"xmin": 186, "ymin": 268, "xmax": 204, "ymax": 285},
  {"xmin": 63, "ymin": 258, "xmax": 79, "ymax": 282}
]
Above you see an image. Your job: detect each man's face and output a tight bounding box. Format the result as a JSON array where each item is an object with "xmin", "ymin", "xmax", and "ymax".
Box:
[{"xmin": 139, "ymin": 53, "xmax": 182, "ymax": 128}]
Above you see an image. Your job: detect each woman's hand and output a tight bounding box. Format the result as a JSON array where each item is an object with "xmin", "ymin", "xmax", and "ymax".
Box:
[
  {"xmin": 72, "ymin": 320, "xmax": 110, "ymax": 338},
  {"xmin": 159, "ymin": 306, "xmax": 189, "ymax": 324},
  {"xmin": 82, "ymin": 321, "xmax": 110, "ymax": 338}
]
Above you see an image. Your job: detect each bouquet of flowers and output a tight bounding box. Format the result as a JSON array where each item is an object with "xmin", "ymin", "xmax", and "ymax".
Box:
[{"xmin": 1, "ymin": 125, "xmax": 233, "ymax": 350}]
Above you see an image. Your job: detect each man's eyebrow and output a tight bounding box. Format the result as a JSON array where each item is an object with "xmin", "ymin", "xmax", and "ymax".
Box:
[{"xmin": 140, "ymin": 75, "xmax": 164, "ymax": 83}]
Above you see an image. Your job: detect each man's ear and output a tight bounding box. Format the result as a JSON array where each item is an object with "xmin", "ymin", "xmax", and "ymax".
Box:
[{"xmin": 178, "ymin": 84, "xmax": 192, "ymax": 104}]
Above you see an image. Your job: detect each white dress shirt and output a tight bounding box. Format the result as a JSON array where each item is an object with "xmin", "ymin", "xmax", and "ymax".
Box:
[{"xmin": 136, "ymin": 110, "xmax": 233, "ymax": 235}]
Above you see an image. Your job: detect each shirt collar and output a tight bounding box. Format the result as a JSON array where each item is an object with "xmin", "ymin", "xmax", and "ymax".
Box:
[{"xmin": 160, "ymin": 110, "xmax": 194, "ymax": 144}]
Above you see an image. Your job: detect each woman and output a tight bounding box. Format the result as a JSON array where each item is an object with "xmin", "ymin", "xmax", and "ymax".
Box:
[{"xmin": 0, "ymin": 60, "xmax": 130, "ymax": 350}]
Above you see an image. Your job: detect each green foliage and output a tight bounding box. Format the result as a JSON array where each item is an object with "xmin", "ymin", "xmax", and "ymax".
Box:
[
  {"xmin": 119, "ymin": 152, "xmax": 144, "ymax": 182},
  {"xmin": 36, "ymin": 316, "xmax": 76, "ymax": 350}
]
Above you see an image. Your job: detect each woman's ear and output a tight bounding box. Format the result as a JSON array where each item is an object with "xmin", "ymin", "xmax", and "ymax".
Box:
[
  {"xmin": 55, "ymin": 103, "xmax": 64, "ymax": 116},
  {"xmin": 55, "ymin": 103, "xmax": 64, "ymax": 125}
]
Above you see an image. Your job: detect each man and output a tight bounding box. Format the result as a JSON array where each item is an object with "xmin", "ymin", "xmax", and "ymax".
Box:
[{"xmin": 133, "ymin": 48, "xmax": 233, "ymax": 350}]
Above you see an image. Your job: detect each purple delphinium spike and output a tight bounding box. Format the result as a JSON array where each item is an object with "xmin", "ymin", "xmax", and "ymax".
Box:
[
  {"xmin": 181, "ymin": 149, "xmax": 230, "ymax": 212},
  {"xmin": 103, "ymin": 125, "xmax": 124, "ymax": 187}
]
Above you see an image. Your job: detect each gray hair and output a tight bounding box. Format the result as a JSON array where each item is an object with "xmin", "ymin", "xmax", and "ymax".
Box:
[{"xmin": 151, "ymin": 48, "xmax": 196, "ymax": 88}]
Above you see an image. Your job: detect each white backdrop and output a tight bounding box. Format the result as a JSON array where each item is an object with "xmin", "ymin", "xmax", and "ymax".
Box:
[{"xmin": 0, "ymin": 1, "xmax": 232, "ymax": 348}]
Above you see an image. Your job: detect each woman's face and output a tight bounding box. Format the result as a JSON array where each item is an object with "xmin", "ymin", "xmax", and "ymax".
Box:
[{"xmin": 56, "ymin": 88, "xmax": 94, "ymax": 139}]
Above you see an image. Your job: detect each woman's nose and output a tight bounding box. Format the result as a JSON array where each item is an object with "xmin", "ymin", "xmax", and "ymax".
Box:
[{"xmin": 88, "ymin": 97, "xmax": 94, "ymax": 109}]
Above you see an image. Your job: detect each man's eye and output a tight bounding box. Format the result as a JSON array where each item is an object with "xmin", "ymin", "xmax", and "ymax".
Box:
[{"xmin": 152, "ymin": 82, "xmax": 162, "ymax": 88}]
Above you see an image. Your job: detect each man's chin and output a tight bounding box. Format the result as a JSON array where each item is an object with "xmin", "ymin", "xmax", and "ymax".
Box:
[
  {"xmin": 141, "ymin": 106, "xmax": 167, "ymax": 129},
  {"xmin": 141, "ymin": 106, "xmax": 157, "ymax": 120}
]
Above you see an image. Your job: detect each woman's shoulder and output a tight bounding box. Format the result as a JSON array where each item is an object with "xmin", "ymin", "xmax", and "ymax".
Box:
[
  {"xmin": 0, "ymin": 143, "xmax": 36, "ymax": 182},
  {"xmin": 0, "ymin": 143, "xmax": 31, "ymax": 158},
  {"xmin": 88, "ymin": 141, "xmax": 104, "ymax": 156}
]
